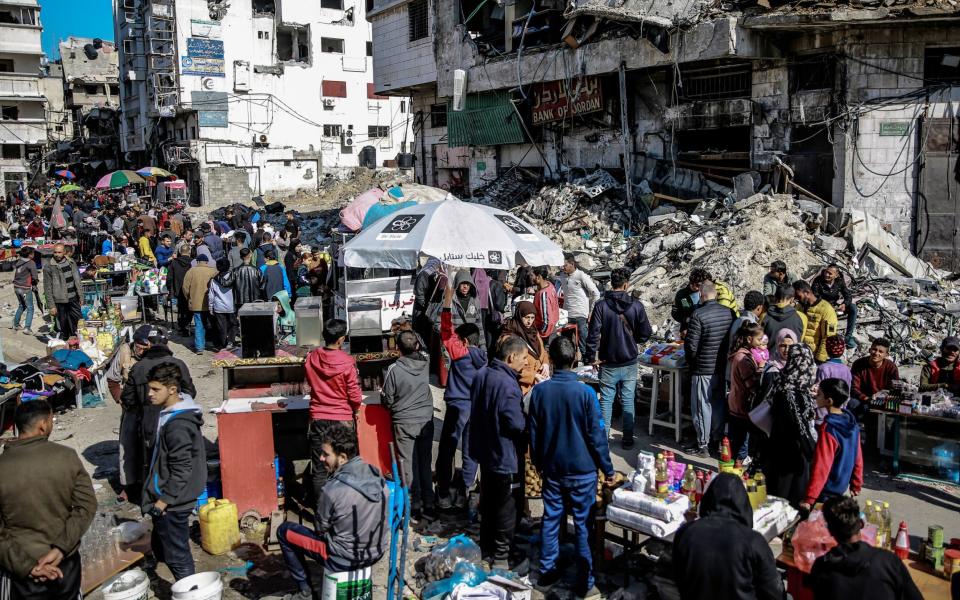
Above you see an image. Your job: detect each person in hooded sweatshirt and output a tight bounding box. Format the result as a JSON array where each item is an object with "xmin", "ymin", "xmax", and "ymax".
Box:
[
  {"xmin": 585, "ymin": 267, "xmax": 653, "ymax": 449},
  {"xmin": 800, "ymin": 378, "xmax": 863, "ymax": 511},
  {"xmin": 672, "ymin": 473, "xmax": 783, "ymax": 600},
  {"xmin": 447, "ymin": 269, "xmax": 486, "ymax": 348},
  {"xmin": 209, "ymin": 258, "xmax": 237, "ymax": 350},
  {"xmin": 260, "ymin": 249, "xmax": 291, "ymax": 300},
  {"xmin": 810, "ymin": 496, "xmax": 922, "ymax": 600},
  {"xmin": 381, "ymin": 330, "xmax": 434, "ymax": 520},
  {"xmin": 12, "ymin": 246, "xmax": 37, "ymax": 332},
  {"xmin": 167, "ymin": 245, "xmax": 195, "ymax": 336},
  {"xmin": 142, "ymin": 363, "xmax": 206, "ymax": 582},
  {"xmin": 763, "ymin": 285, "xmax": 808, "ymax": 351},
  {"xmin": 277, "ymin": 423, "xmax": 386, "ymax": 600},
  {"xmin": 435, "ymin": 283, "xmax": 487, "ymax": 511},
  {"xmin": 304, "ymin": 319, "xmax": 363, "ymax": 502},
  {"xmin": 200, "ymin": 222, "xmax": 225, "ymax": 261}
]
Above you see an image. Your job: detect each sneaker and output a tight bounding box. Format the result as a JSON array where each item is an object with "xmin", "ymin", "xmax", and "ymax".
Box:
[
  {"xmin": 681, "ymin": 440, "xmax": 701, "ymax": 453},
  {"xmin": 575, "ymin": 585, "xmax": 602, "ymax": 599},
  {"xmin": 692, "ymin": 446, "xmax": 711, "ymax": 459},
  {"xmin": 845, "ymin": 336, "xmax": 859, "ymax": 350},
  {"xmin": 23, "ymin": 328, "xmax": 32, "ymax": 334},
  {"xmin": 437, "ymin": 494, "xmax": 453, "ymax": 510},
  {"xmin": 194, "ymin": 348, "xmax": 204, "ymax": 355},
  {"xmin": 622, "ymin": 438, "xmax": 635, "ymax": 450},
  {"xmin": 12, "ymin": 325, "xmax": 19, "ymax": 332},
  {"xmin": 535, "ymin": 570, "xmax": 561, "ymax": 590},
  {"xmin": 453, "ymin": 490, "xmax": 468, "ymax": 510}
]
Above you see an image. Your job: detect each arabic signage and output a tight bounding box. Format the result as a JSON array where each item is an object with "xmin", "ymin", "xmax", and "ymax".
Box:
[
  {"xmin": 532, "ymin": 77, "xmax": 604, "ymax": 126},
  {"xmin": 879, "ymin": 121, "xmax": 909, "ymax": 137},
  {"xmin": 181, "ymin": 38, "xmax": 225, "ymax": 77},
  {"xmin": 191, "ymin": 18, "xmax": 222, "ymax": 39},
  {"xmin": 199, "ymin": 111, "xmax": 228, "ymax": 127}
]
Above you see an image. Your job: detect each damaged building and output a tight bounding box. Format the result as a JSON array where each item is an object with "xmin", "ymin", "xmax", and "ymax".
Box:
[
  {"xmin": 367, "ymin": 0, "xmax": 960, "ymax": 268},
  {"xmin": 113, "ymin": 0, "xmax": 412, "ymax": 206},
  {"xmin": 46, "ymin": 37, "xmax": 122, "ymax": 180}
]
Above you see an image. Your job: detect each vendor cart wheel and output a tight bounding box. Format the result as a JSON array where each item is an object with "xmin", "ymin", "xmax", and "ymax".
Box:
[{"xmin": 240, "ymin": 510, "xmax": 262, "ymax": 531}]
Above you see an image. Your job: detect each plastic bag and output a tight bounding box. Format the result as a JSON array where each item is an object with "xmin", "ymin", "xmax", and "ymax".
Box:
[
  {"xmin": 422, "ymin": 561, "xmax": 487, "ymax": 599},
  {"xmin": 792, "ymin": 511, "xmax": 836, "ymax": 573},
  {"xmin": 419, "ymin": 535, "xmax": 483, "ymax": 583}
]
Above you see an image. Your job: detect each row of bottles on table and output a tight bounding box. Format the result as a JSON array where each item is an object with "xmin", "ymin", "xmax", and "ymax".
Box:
[{"xmin": 864, "ymin": 500, "xmax": 893, "ymax": 549}]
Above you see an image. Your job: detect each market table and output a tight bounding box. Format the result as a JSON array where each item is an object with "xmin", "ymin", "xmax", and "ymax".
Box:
[
  {"xmin": 776, "ymin": 543, "xmax": 950, "ymax": 600},
  {"xmin": 873, "ymin": 408, "xmax": 960, "ymax": 478},
  {"xmin": 80, "ymin": 532, "xmax": 151, "ymax": 596},
  {"xmin": 646, "ymin": 363, "xmax": 687, "ymax": 443},
  {"xmin": 136, "ymin": 289, "xmax": 170, "ymax": 326}
]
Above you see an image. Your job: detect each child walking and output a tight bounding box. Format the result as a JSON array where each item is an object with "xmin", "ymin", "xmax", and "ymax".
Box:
[
  {"xmin": 727, "ymin": 322, "xmax": 767, "ymax": 464},
  {"xmin": 801, "ymin": 378, "xmax": 863, "ymax": 511}
]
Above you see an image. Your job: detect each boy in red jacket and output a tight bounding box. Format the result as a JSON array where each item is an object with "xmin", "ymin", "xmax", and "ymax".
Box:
[
  {"xmin": 304, "ymin": 319, "xmax": 362, "ymax": 505},
  {"xmin": 801, "ymin": 378, "xmax": 863, "ymax": 511}
]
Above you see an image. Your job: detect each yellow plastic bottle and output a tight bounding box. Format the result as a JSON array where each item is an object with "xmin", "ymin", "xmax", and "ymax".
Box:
[{"xmin": 199, "ymin": 498, "xmax": 241, "ymax": 555}]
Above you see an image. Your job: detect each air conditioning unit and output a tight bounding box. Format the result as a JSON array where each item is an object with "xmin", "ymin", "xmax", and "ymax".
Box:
[
  {"xmin": 452, "ymin": 69, "xmax": 467, "ymax": 112},
  {"xmin": 341, "ymin": 129, "xmax": 354, "ymax": 148},
  {"xmin": 322, "ymin": 99, "xmax": 335, "ymax": 108},
  {"xmin": 254, "ymin": 134, "xmax": 269, "ymax": 147}
]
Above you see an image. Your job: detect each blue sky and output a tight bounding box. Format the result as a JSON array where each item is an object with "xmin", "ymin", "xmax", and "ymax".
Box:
[{"xmin": 41, "ymin": 0, "xmax": 115, "ymax": 58}]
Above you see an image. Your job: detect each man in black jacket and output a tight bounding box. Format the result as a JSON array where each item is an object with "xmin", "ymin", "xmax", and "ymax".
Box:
[
  {"xmin": 684, "ymin": 281, "xmax": 734, "ymax": 457},
  {"xmin": 672, "ymin": 268, "xmax": 710, "ymax": 336},
  {"xmin": 810, "ymin": 496, "xmax": 922, "ymax": 600},
  {"xmin": 673, "ymin": 473, "xmax": 782, "ymax": 600},
  {"xmin": 812, "ymin": 264, "xmax": 858, "ymax": 350},
  {"xmin": 142, "ymin": 364, "xmax": 206, "ymax": 582},
  {"xmin": 120, "ymin": 329, "xmax": 197, "ymax": 483},
  {"xmin": 167, "ymin": 246, "xmax": 194, "ymax": 336},
  {"xmin": 231, "ymin": 247, "xmax": 263, "ymax": 307},
  {"xmin": 584, "ymin": 267, "xmax": 652, "ymax": 449}
]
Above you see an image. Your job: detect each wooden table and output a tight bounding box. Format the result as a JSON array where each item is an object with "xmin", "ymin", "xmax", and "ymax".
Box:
[
  {"xmin": 80, "ymin": 534, "xmax": 151, "ymax": 595},
  {"xmin": 646, "ymin": 363, "xmax": 687, "ymax": 443},
  {"xmin": 777, "ymin": 544, "xmax": 951, "ymax": 600}
]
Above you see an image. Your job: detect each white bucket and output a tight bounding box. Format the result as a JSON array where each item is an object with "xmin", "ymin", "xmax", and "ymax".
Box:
[
  {"xmin": 101, "ymin": 568, "xmax": 150, "ymax": 600},
  {"xmin": 170, "ymin": 571, "xmax": 223, "ymax": 600},
  {"xmin": 321, "ymin": 567, "xmax": 373, "ymax": 600}
]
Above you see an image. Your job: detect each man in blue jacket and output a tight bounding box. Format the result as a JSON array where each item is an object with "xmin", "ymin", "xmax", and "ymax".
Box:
[
  {"xmin": 530, "ymin": 337, "xmax": 614, "ymax": 598},
  {"xmin": 584, "ymin": 267, "xmax": 653, "ymax": 449},
  {"xmin": 469, "ymin": 335, "xmax": 528, "ymax": 570}
]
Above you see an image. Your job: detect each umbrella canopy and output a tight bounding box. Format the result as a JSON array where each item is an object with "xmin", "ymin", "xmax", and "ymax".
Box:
[
  {"xmin": 58, "ymin": 184, "xmax": 83, "ymax": 194},
  {"xmin": 96, "ymin": 170, "xmax": 145, "ymax": 189},
  {"xmin": 343, "ymin": 195, "xmax": 565, "ymax": 270},
  {"xmin": 136, "ymin": 166, "xmax": 174, "ymax": 178},
  {"xmin": 55, "ymin": 170, "xmax": 75, "ymax": 180}
]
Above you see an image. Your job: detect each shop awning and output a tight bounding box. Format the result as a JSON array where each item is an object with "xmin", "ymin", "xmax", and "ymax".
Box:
[{"xmin": 447, "ymin": 92, "xmax": 526, "ymax": 148}]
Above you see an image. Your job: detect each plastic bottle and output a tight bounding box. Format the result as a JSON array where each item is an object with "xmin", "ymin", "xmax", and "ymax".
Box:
[
  {"xmin": 695, "ymin": 471, "xmax": 705, "ymax": 506},
  {"xmin": 881, "ymin": 502, "xmax": 893, "ymax": 549},
  {"xmin": 874, "ymin": 506, "xmax": 887, "ymax": 548},
  {"xmin": 682, "ymin": 465, "xmax": 697, "ymax": 506},
  {"xmin": 754, "ymin": 471, "xmax": 767, "ymax": 505},
  {"xmin": 655, "ymin": 453, "xmax": 669, "ymax": 499},
  {"xmin": 895, "ymin": 521, "xmax": 910, "ymax": 559},
  {"xmin": 746, "ymin": 478, "xmax": 759, "ymax": 509},
  {"xmin": 720, "ymin": 437, "xmax": 732, "ymax": 463}
]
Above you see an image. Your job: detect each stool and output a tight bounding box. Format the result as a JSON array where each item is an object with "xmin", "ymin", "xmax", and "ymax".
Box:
[{"xmin": 647, "ymin": 364, "xmax": 685, "ymax": 442}]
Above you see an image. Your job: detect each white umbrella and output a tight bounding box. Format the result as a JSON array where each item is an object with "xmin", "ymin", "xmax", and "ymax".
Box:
[{"xmin": 343, "ymin": 195, "xmax": 564, "ymax": 270}]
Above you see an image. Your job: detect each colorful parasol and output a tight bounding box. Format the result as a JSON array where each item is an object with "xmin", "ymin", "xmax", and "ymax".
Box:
[
  {"xmin": 95, "ymin": 170, "xmax": 145, "ymax": 189},
  {"xmin": 135, "ymin": 166, "xmax": 175, "ymax": 179},
  {"xmin": 58, "ymin": 184, "xmax": 83, "ymax": 194},
  {"xmin": 55, "ymin": 170, "xmax": 76, "ymax": 180}
]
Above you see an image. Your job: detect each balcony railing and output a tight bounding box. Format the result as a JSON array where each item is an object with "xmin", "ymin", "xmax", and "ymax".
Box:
[{"xmin": 0, "ymin": 74, "xmax": 41, "ymax": 98}]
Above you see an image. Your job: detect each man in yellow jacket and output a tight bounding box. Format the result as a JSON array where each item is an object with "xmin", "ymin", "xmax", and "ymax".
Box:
[{"xmin": 793, "ymin": 280, "xmax": 838, "ymax": 362}]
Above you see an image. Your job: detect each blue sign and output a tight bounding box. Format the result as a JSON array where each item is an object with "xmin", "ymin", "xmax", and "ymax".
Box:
[
  {"xmin": 187, "ymin": 38, "xmax": 224, "ymax": 59},
  {"xmin": 199, "ymin": 111, "xmax": 228, "ymax": 127},
  {"xmin": 182, "ymin": 38, "xmax": 225, "ymax": 76}
]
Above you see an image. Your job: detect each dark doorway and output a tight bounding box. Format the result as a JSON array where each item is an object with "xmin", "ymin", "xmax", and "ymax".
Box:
[
  {"xmin": 788, "ymin": 125, "xmax": 834, "ymax": 204},
  {"xmin": 917, "ymin": 117, "xmax": 960, "ymax": 270}
]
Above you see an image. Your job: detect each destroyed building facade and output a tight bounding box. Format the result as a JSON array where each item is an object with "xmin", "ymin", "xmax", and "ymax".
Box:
[
  {"xmin": 367, "ymin": 1, "xmax": 960, "ymax": 268},
  {"xmin": 113, "ymin": 0, "xmax": 413, "ymax": 206}
]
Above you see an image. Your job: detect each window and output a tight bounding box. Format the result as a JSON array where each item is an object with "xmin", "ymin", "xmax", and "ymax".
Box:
[
  {"xmin": 0, "ymin": 8, "xmax": 36, "ymax": 25},
  {"xmin": 367, "ymin": 83, "xmax": 387, "ymax": 99},
  {"xmin": 85, "ymin": 84, "xmax": 101, "ymax": 95},
  {"xmin": 277, "ymin": 24, "xmax": 311, "ymax": 64},
  {"xmin": 321, "ymin": 37, "xmax": 344, "ymax": 53},
  {"xmin": 258, "ymin": 30, "xmax": 270, "ymax": 39},
  {"xmin": 321, "ymin": 0, "xmax": 344, "ymax": 8},
  {"xmin": 675, "ymin": 62, "xmax": 751, "ymax": 102},
  {"xmin": 925, "ymin": 47, "xmax": 960, "ymax": 85},
  {"xmin": 1, "ymin": 145, "xmax": 21, "ymax": 159},
  {"xmin": 366, "ymin": 41, "xmax": 373, "ymax": 57},
  {"xmin": 408, "ymin": 0, "xmax": 428, "ymax": 42},
  {"xmin": 322, "ymin": 80, "xmax": 347, "ymax": 97},
  {"xmin": 189, "ymin": 126, "xmax": 197, "ymax": 139},
  {"xmin": 323, "ymin": 103, "xmax": 334, "ymax": 111},
  {"xmin": 323, "ymin": 124, "xmax": 343, "ymax": 137},
  {"xmin": 0, "ymin": 59, "xmax": 13, "ymax": 72},
  {"xmin": 400, "ymin": 100, "xmax": 406, "ymax": 113},
  {"xmin": 252, "ymin": 0, "xmax": 276, "ymax": 14},
  {"xmin": 368, "ymin": 125, "xmax": 390, "ymax": 138},
  {"xmin": 123, "ymin": 39, "xmax": 135, "ymax": 54},
  {"xmin": 430, "ymin": 103, "xmax": 446, "ymax": 128},
  {"xmin": 791, "ymin": 54, "xmax": 835, "ymax": 92},
  {"xmin": 1, "ymin": 106, "xmax": 19, "ymax": 120},
  {"xmin": 109, "ymin": 84, "xmax": 120, "ymax": 96}
]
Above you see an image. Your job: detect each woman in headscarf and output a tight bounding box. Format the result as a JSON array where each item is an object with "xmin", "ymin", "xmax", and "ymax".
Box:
[
  {"xmin": 765, "ymin": 342, "xmax": 818, "ymax": 506},
  {"xmin": 498, "ymin": 301, "xmax": 549, "ymax": 396}
]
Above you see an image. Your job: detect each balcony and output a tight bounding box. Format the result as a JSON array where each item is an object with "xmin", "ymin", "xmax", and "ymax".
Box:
[
  {"xmin": 124, "ymin": 132, "xmax": 145, "ymax": 151},
  {"xmin": 0, "ymin": 119, "xmax": 46, "ymax": 144},
  {"xmin": 0, "ymin": 73, "xmax": 42, "ymax": 99},
  {"xmin": 0, "ymin": 24, "xmax": 42, "ymax": 55}
]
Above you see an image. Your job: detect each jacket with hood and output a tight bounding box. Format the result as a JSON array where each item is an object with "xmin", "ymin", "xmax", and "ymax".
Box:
[
  {"xmin": 560, "ymin": 269, "xmax": 601, "ymax": 321},
  {"xmin": 673, "ymin": 473, "xmax": 783, "ymax": 600},
  {"xmin": 469, "ymin": 359, "xmax": 525, "ymax": 474},
  {"xmin": 440, "ymin": 309, "xmax": 488, "ymax": 402},
  {"xmin": 685, "ymin": 300, "xmax": 735, "ymax": 375},
  {"xmin": 306, "ymin": 347, "xmax": 363, "ymax": 421},
  {"xmin": 533, "ymin": 282, "xmax": 560, "ymax": 339},
  {"xmin": 0, "ymin": 436, "xmax": 96, "ymax": 579},
  {"xmin": 209, "ymin": 270, "xmax": 235, "ymax": 314},
  {"xmin": 232, "ymin": 263, "xmax": 263, "ymax": 306},
  {"xmin": 380, "ymin": 353, "xmax": 432, "ymax": 424},
  {"xmin": 810, "ymin": 542, "xmax": 923, "ymax": 600},
  {"xmin": 762, "ymin": 272, "xmax": 794, "ymax": 298},
  {"xmin": 155, "ymin": 244, "xmax": 174, "ymax": 267},
  {"xmin": 672, "ymin": 285, "xmax": 699, "ymax": 331},
  {"xmin": 182, "ymin": 263, "xmax": 217, "ymax": 311},
  {"xmin": 446, "ymin": 271, "xmax": 485, "ymax": 347},
  {"xmin": 801, "ymin": 298, "xmax": 839, "ymax": 362},
  {"xmin": 317, "ymin": 456, "xmax": 387, "ymax": 570},
  {"xmin": 763, "ymin": 304, "xmax": 807, "ymax": 351},
  {"xmin": 260, "ymin": 259, "xmax": 291, "ymax": 299},
  {"xmin": 12, "ymin": 256, "xmax": 37, "ymax": 290},
  {"xmin": 167, "ymin": 255, "xmax": 193, "ymax": 300},
  {"xmin": 202, "ymin": 232, "xmax": 226, "ymax": 261},
  {"xmin": 812, "ymin": 273, "xmax": 852, "ymax": 307},
  {"xmin": 529, "ymin": 370, "xmax": 614, "ymax": 478},
  {"xmin": 584, "ymin": 291, "xmax": 653, "ymax": 366},
  {"xmin": 143, "ymin": 394, "xmax": 207, "ymax": 514},
  {"xmin": 804, "ymin": 408, "xmax": 863, "ymax": 505},
  {"xmin": 413, "ymin": 263, "xmax": 444, "ymax": 318}
]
